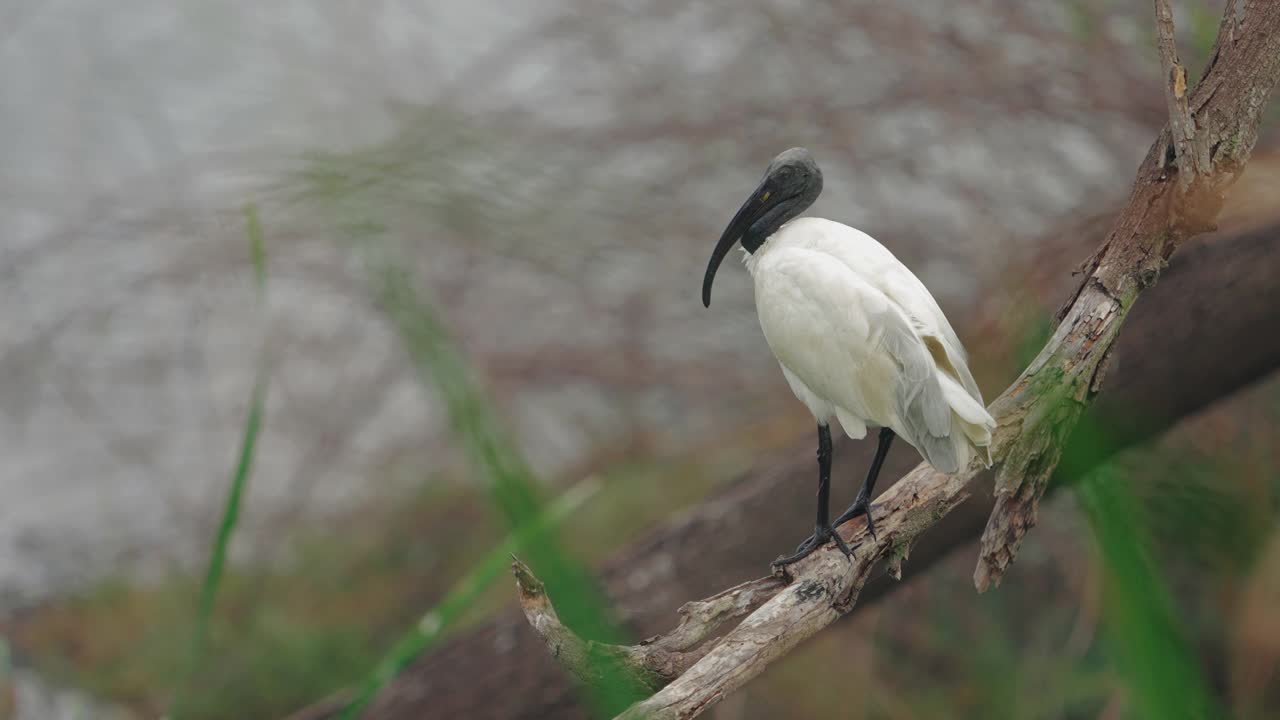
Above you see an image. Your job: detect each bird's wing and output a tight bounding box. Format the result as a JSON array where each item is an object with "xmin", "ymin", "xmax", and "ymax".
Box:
[
  {"xmin": 788, "ymin": 218, "xmax": 985, "ymax": 406},
  {"xmin": 754, "ymin": 248, "xmax": 957, "ymax": 467},
  {"xmin": 877, "ymin": 266, "xmax": 985, "ymax": 404}
]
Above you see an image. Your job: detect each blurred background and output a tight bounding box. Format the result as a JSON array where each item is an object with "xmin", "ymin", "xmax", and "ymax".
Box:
[{"xmin": 1, "ymin": 0, "xmax": 1277, "ymax": 718}]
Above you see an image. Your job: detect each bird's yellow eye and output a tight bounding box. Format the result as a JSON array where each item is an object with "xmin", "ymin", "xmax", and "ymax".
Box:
[{"xmin": 760, "ymin": 191, "xmax": 771, "ymax": 202}]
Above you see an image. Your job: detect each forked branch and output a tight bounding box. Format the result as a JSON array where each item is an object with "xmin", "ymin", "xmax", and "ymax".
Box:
[{"xmin": 512, "ymin": 557, "xmax": 784, "ymax": 690}]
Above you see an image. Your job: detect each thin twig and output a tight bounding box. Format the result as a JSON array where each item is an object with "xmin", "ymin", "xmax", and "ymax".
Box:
[
  {"xmin": 649, "ymin": 576, "xmax": 788, "ymax": 653},
  {"xmin": 1154, "ymin": 0, "xmax": 1207, "ymax": 190}
]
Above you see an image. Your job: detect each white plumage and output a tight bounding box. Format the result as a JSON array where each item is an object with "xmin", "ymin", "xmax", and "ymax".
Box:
[
  {"xmin": 746, "ymin": 217, "xmax": 994, "ymax": 473},
  {"xmin": 701, "ymin": 147, "xmax": 993, "ymax": 562}
]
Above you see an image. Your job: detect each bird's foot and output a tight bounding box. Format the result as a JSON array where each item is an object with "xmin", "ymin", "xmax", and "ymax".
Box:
[
  {"xmin": 833, "ymin": 494, "xmax": 878, "ymax": 543},
  {"xmin": 773, "ymin": 523, "xmax": 852, "ymax": 568}
]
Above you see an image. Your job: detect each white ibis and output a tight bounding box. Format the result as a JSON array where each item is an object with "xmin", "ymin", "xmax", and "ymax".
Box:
[{"xmin": 702, "ymin": 148, "xmax": 995, "ymax": 565}]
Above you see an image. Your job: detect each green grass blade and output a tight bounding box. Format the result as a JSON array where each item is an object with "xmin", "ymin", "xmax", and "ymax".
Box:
[
  {"xmin": 1076, "ymin": 468, "xmax": 1218, "ymax": 720},
  {"xmin": 337, "ymin": 478, "xmax": 602, "ymax": 719},
  {"xmin": 369, "ymin": 258, "xmax": 542, "ymax": 528},
  {"xmin": 193, "ymin": 375, "xmax": 267, "ymax": 654},
  {"xmin": 173, "ymin": 204, "xmax": 271, "ymax": 718},
  {"xmin": 358, "ymin": 254, "xmax": 640, "ymax": 715}
]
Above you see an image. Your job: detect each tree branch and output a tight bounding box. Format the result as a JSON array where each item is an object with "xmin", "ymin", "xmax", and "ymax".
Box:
[
  {"xmin": 513, "ymin": 4, "xmax": 1280, "ymax": 718},
  {"xmin": 975, "ymin": 0, "xmax": 1280, "ymax": 589},
  {"xmin": 513, "ymin": 557, "xmax": 785, "ymax": 690},
  {"xmin": 613, "ymin": 463, "xmax": 966, "ymax": 720}
]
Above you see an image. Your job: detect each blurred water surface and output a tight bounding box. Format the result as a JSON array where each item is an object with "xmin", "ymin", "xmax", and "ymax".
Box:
[{"xmin": 0, "ymin": 0, "xmax": 1156, "ymax": 623}]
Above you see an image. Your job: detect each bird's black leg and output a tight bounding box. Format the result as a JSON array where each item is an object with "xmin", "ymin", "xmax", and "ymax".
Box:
[
  {"xmin": 833, "ymin": 427, "xmax": 895, "ymax": 541},
  {"xmin": 774, "ymin": 423, "xmax": 852, "ymax": 567}
]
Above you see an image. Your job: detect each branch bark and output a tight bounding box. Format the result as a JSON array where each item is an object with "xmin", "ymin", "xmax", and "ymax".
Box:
[
  {"xmin": 520, "ymin": 460, "xmax": 972, "ymax": 720},
  {"xmin": 519, "ymin": 4, "xmax": 1280, "ymax": 718},
  {"xmin": 514, "ymin": 557, "xmax": 785, "ymax": 691},
  {"xmin": 1155, "ymin": 0, "xmax": 1210, "ymax": 192}
]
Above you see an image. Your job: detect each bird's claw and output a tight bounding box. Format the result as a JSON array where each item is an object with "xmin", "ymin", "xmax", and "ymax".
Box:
[
  {"xmin": 773, "ymin": 523, "xmax": 852, "ymax": 568},
  {"xmin": 833, "ymin": 495, "xmax": 878, "ymax": 543}
]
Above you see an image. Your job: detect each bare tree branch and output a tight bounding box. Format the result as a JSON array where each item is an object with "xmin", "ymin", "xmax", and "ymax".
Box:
[
  {"xmin": 975, "ymin": 0, "xmax": 1280, "ymax": 588},
  {"xmin": 513, "ymin": 558, "xmax": 785, "ymax": 691},
  {"xmin": 611, "ymin": 462, "xmax": 967, "ymax": 720},
  {"xmin": 512, "ymin": 4, "xmax": 1280, "ymax": 718}
]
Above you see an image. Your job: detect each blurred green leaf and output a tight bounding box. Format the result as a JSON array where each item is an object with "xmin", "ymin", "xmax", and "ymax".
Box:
[
  {"xmin": 1076, "ymin": 468, "xmax": 1218, "ymax": 720},
  {"xmin": 174, "ymin": 204, "xmax": 271, "ymax": 719},
  {"xmin": 338, "ymin": 478, "xmax": 602, "ymax": 719},
  {"xmin": 342, "ymin": 248, "xmax": 640, "ymax": 715}
]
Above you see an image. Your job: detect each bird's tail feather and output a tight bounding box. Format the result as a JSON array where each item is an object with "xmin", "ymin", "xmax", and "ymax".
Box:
[
  {"xmin": 917, "ymin": 432, "xmax": 964, "ymax": 475},
  {"xmin": 939, "ymin": 373, "xmax": 996, "ymax": 469}
]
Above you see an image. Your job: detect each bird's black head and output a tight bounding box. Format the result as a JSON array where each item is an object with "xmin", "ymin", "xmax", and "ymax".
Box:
[{"xmin": 702, "ymin": 147, "xmax": 824, "ymax": 307}]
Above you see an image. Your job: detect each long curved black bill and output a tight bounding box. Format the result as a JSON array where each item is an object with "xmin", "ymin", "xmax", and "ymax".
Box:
[{"xmin": 702, "ymin": 183, "xmax": 766, "ymax": 307}]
